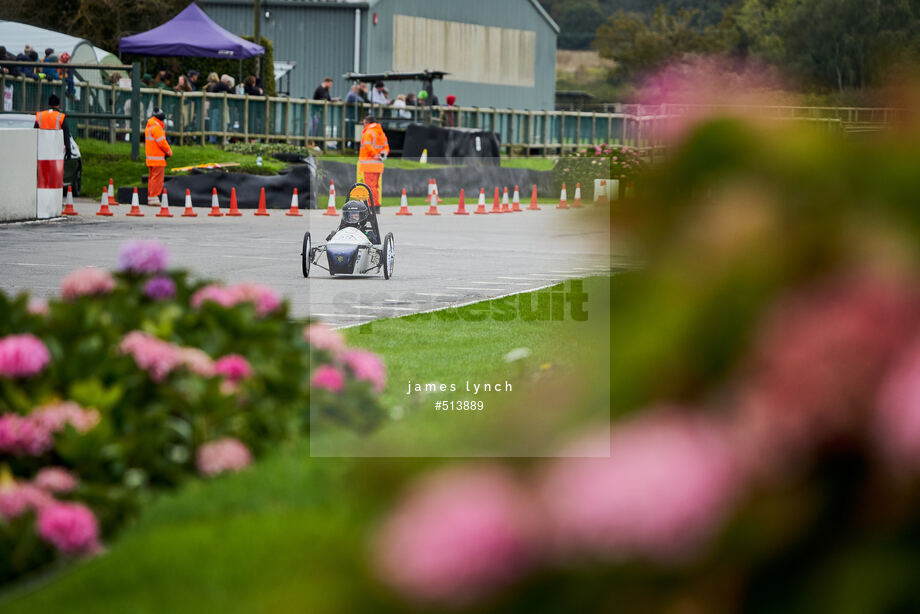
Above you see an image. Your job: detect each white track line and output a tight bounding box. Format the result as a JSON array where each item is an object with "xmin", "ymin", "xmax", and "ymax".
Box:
[
  {"xmin": 415, "ymin": 293, "xmax": 458, "ymax": 297},
  {"xmin": 311, "ymin": 313, "xmax": 369, "ymax": 319},
  {"xmin": 352, "ymin": 305, "xmax": 416, "ymax": 311}
]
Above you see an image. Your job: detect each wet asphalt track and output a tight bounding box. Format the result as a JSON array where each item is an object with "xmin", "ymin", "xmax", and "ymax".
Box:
[{"xmin": 0, "ymin": 198, "xmax": 617, "ymax": 327}]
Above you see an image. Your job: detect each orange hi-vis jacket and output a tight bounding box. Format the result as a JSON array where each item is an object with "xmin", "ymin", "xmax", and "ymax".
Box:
[
  {"xmin": 358, "ymin": 122, "xmax": 389, "ymax": 174},
  {"xmin": 145, "ymin": 116, "xmax": 173, "ymax": 167},
  {"xmin": 35, "ymin": 109, "xmax": 65, "ymax": 130}
]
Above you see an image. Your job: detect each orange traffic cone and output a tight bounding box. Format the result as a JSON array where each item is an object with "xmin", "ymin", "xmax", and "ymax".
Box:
[
  {"xmin": 323, "ymin": 181, "xmax": 338, "ymax": 216},
  {"xmin": 426, "ymin": 179, "xmax": 434, "ymax": 204},
  {"xmin": 62, "ymin": 185, "xmax": 77, "ymax": 215},
  {"xmin": 490, "ymin": 187, "xmax": 502, "ymax": 213},
  {"xmin": 434, "ymin": 178, "xmax": 443, "ymax": 203},
  {"xmin": 96, "ymin": 186, "xmax": 113, "ymax": 216},
  {"xmin": 126, "ymin": 187, "xmax": 144, "ymax": 216},
  {"xmin": 254, "ymin": 187, "xmax": 269, "ymax": 216},
  {"xmin": 108, "ymin": 178, "xmax": 116, "ymax": 205},
  {"xmin": 572, "ymin": 182, "xmax": 583, "ymax": 208},
  {"xmin": 182, "ymin": 189, "xmax": 197, "ymax": 217},
  {"xmin": 208, "ymin": 188, "xmax": 223, "ymax": 217},
  {"xmin": 473, "ymin": 188, "xmax": 488, "ymax": 214},
  {"xmin": 527, "ymin": 184, "xmax": 541, "ymax": 210},
  {"xmin": 511, "ymin": 186, "xmax": 522, "ymax": 212},
  {"xmin": 454, "ymin": 188, "xmax": 469, "ymax": 215},
  {"xmin": 227, "ymin": 187, "xmax": 242, "ymax": 216},
  {"xmin": 155, "ymin": 191, "xmax": 173, "ymax": 217},
  {"xmin": 395, "ymin": 188, "xmax": 412, "ymax": 215},
  {"xmin": 425, "ymin": 190, "xmax": 441, "ymax": 215},
  {"xmin": 286, "ymin": 188, "xmax": 302, "ymax": 216},
  {"xmin": 557, "ymin": 183, "xmax": 569, "ymax": 209},
  {"xmin": 500, "ymin": 187, "xmax": 511, "ymax": 213},
  {"xmin": 594, "ymin": 180, "xmax": 609, "ymax": 206}
]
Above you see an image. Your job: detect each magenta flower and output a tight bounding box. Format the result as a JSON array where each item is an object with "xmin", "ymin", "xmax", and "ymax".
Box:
[
  {"xmin": 196, "ymin": 437, "xmax": 252, "ymax": 477},
  {"xmin": 0, "ymin": 482, "xmax": 54, "ymax": 520},
  {"xmin": 36, "ymin": 501, "xmax": 101, "ymax": 555},
  {"xmin": 143, "ymin": 276, "xmax": 176, "ymax": 301},
  {"xmin": 118, "ymin": 239, "xmax": 168, "ymax": 274},
  {"xmin": 0, "ymin": 333, "xmax": 51, "ymax": 378},
  {"xmin": 0, "ymin": 414, "xmax": 54, "ymax": 456},
  {"xmin": 539, "ymin": 411, "xmax": 740, "ymax": 563},
  {"xmin": 874, "ymin": 336, "xmax": 920, "ymax": 471},
  {"xmin": 311, "ymin": 364, "xmax": 345, "ymax": 393},
  {"xmin": 304, "ymin": 323, "xmax": 346, "ymax": 356},
  {"xmin": 60, "ymin": 267, "xmax": 115, "ymax": 300},
  {"xmin": 343, "ymin": 349, "xmax": 386, "ymax": 393},
  {"xmin": 33, "ymin": 467, "xmax": 79, "ymax": 494},
  {"xmin": 214, "ymin": 354, "xmax": 253, "ymax": 383},
  {"xmin": 373, "ymin": 466, "xmax": 539, "ymax": 605}
]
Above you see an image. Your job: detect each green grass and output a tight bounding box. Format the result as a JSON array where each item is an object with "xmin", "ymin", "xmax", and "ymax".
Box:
[{"xmin": 0, "ymin": 279, "xmax": 610, "ymax": 612}]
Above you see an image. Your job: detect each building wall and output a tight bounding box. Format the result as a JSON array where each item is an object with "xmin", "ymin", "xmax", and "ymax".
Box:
[{"xmin": 201, "ymin": 1, "xmax": 362, "ymax": 101}]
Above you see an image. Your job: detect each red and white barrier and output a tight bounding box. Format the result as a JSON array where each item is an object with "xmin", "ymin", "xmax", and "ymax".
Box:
[{"xmin": 36, "ymin": 130, "xmax": 63, "ymax": 218}]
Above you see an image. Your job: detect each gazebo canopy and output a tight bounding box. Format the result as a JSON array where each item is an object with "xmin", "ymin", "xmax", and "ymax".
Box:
[{"xmin": 119, "ymin": 3, "xmax": 263, "ymax": 59}]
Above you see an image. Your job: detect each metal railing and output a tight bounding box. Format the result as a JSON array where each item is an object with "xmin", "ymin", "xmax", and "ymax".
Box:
[{"xmin": 1, "ymin": 73, "xmax": 876, "ymax": 157}]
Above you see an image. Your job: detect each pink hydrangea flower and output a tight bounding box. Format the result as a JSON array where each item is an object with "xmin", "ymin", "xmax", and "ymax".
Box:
[
  {"xmin": 33, "ymin": 467, "xmax": 79, "ymax": 494},
  {"xmin": 343, "ymin": 349, "xmax": 386, "ymax": 393},
  {"xmin": 0, "ymin": 414, "xmax": 54, "ymax": 456},
  {"xmin": 0, "ymin": 482, "xmax": 54, "ymax": 520},
  {"xmin": 214, "ymin": 354, "xmax": 253, "ymax": 383},
  {"xmin": 874, "ymin": 336, "xmax": 920, "ymax": 471},
  {"xmin": 179, "ymin": 347, "xmax": 215, "ymax": 377},
  {"xmin": 118, "ymin": 239, "xmax": 168, "ymax": 274},
  {"xmin": 303, "ymin": 323, "xmax": 346, "ymax": 356},
  {"xmin": 311, "ymin": 364, "xmax": 345, "ymax": 393},
  {"xmin": 539, "ymin": 411, "xmax": 740, "ymax": 563},
  {"xmin": 0, "ymin": 333, "xmax": 51, "ymax": 378},
  {"xmin": 374, "ymin": 466, "xmax": 539, "ymax": 606},
  {"xmin": 36, "ymin": 501, "xmax": 101, "ymax": 555},
  {"xmin": 60, "ymin": 267, "xmax": 115, "ymax": 300},
  {"xmin": 191, "ymin": 283, "xmax": 281, "ymax": 317},
  {"xmin": 191, "ymin": 284, "xmax": 235, "ymax": 310},
  {"xmin": 120, "ymin": 331, "xmax": 184, "ymax": 381},
  {"xmin": 27, "ymin": 299, "xmax": 49, "ymax": 316},
  {"xmin": 30, "ymin": 401, "xmax": 101, "ymax": 434},
  {"xmin": 196, "ymin": 437, "xmax": 252, "ymax": 477}
]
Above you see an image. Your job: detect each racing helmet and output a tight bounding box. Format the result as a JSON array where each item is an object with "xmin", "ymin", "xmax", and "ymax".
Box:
[{"xmin": 341, "ymin": 200, "xmax": 369, "ymax": 225}]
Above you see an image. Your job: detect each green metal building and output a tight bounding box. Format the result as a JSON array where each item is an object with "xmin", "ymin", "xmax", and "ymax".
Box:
[{"xmin": 199, "ymin": 0, "xmax": 558, "ymax": 110}]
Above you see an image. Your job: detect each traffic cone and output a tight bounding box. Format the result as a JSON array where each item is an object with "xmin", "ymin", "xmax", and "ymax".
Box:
[
  {"xmin": 573, "ymin": 182, "xmax": 583, "ymax": 208},
  {"xmin": 208, "ymin": 188, "xmax": 223, "ymax": 217},
  {"xmin": 527, "ymin": 184, "xmax": 541, "ymax": 210},
  {"xmin": 286, "ymin": 188, "xmax": 303, "ymax": 216},
  {"xmin": 126, "ymin": 187, "xmax": 144, "ymax": 216},
  {"xmin": 155, "ymin": 191, "xmax": 173, "ymax": 217},
  {"xmin": 425, "ymin": 190, "xmax": 441, "ymax": 215},
  {"xmin": 395, "ymin": 188, "xmax": 412, "ymax": 215},
  {"xmin": 182, "ymin": 189, "xmax": 197, "ymax": 217},
  {"xmin": 594, "ymin": 180, "xmax": 609, "ymax": 206},
  {"xmin": 557, "ymin": 183, "xmax": 569, "ymax": 209},
  {"xmin": 107, "ymin": 178, "xmax": 116, "ymax": 205},
  {"xmin": 473, "ymin": 188, "xmax": 488, "ymax": 214},
  {"xmin": 254, "ymin": 187, "xmax": 269, "ymax": 216},
  {"xmin": 490, "ymin": 187, "xmax": 502, "ymax": 213},
  {"xmin": 434, "ymin": 178, "xmax": 443, "ymax": 203},
  {"xmin": 62, "ymin": 185, "xmax": 77, "ymax": 215},
  {"xmin": 426, "ymin": 179, "xmax": 434, "ymax": 204},
  {"xmin": 96, "ymin": 186, "xmax": 113, "ymax": 216},
  {"xmin": 511, "ymin": 186, "xmax": 522, "ymax": 212},
  {"xmin": 419, "ymin": 148, "xmax": 428, "ymax": 164},
  {"xmin": 500, "ymin": 187, "xmax": 510, "ymax": 213},
  {"xmin": 227, "ymin": 187, "xmax": 242, "ymax": 216},
  {"xmin": 323, "ymin": 181, "xmax": 338, "ymax": 216},
  {"xmin": 454, "ymin": 188, "xmax": 469, "ymax": 215}
]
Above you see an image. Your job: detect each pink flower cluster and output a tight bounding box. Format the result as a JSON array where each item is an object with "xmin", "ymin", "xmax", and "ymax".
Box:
[
  {"xmin": 374, "ymin": 467, "xmax": 539, "ymax": 605},
  {"xmin": 195, "ymin": 437, "xmax": 252, "ymax": 477},
  {"xmin": 304, "ymin": 323, "xmax": 346, "ymax": 356},
  {"xmin": 36, "ymin": 501, "xmax": 101, "ymax": 555},
  {"xmin": 0, "ymin": 333, "xmax": 51, "ymax": 378},
  {"xmin": 304, "ymin": 323, "xmax": 387, "ymax": 394},
  {"xmin": 120, "ymin": 331, "xmax": 216, "ymax": 381},
  {"xmin": 344, "ymin": 350, "xmax": 386, "ymax": 393},
  {"xmin": 0, "ymin": 402, "xmax": 99, "ymax": 456},
  {"xmin": 33, "ymin": 467, "xmax": 79, "ymax": 493},
  {"xmin": 191, "ymin": 283, "xmax": 281, "ymax": 316},
  {"xmin": 214, "ymin": 354, "xmax": 254, "ymax": 383},
  {"xmin": 0, "ymin": 482, "xmax": 53, "ymax": 520},
  {"xmin": 311, "ymin": 364, "xmax": 344, "ymax": 393},
  {"xmin": 60, "ymin": 267, "xmax": 115, "ymax": 300},
  {"xmin": 117, "ymin": 239, "xmax": 168, "ymax": 274}
]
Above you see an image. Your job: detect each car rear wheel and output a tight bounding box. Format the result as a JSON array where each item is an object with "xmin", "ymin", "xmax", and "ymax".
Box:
[
  {"xmin": 383, "ymin": 233, "xmax": 395, "ymax": 279},
  {"xmin": 301, "ymin": 232, "xmax": 311, "ymax": 278}
]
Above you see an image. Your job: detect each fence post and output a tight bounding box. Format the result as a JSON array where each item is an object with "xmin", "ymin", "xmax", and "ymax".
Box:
[
  {"xmin": 244, "ymin": 95, "xmax": 250, "ymax": 142},
  {"xmin": 130, "ymin": 62, "xmax": 140, "ymax": 160},
  {"xmin": 322, "ymin": 100, "xmax": 328, "ymax": 153},
  {"xmin": 200, "ymin": 91, "xmax": 207, "ymax": 146}
]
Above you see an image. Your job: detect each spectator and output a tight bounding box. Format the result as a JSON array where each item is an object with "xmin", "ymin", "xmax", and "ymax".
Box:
[
  {"xmin": 312, "ymin": 77, "xmax": 334, "ymax": 101},
  {"xmin": 152, "ymin": 69, "xmax": 171, "ymax": 89},
  {"xmin": 15, "ymin": 46, "xmax": 35, "ymax": 78},
  {"xmin": 243, "ymin": 75, "xmax": 263, "ymax": 96},
  {"xmin": 141, "ymin": 73, "xmax": 153, "ymax": 87},
  {"xmin": 187, "ymin": 70, "xmax": 199, "ymax": 91},
  {"xmin": 220, "ymin": 74, "xmax": 235, "ymax": 92},
  {"xmin": 34, "ymin": 94, "xmax": 72, "ymax": 159},
  {"xmin": 344, "ymin": 83, "xmax": 362, "ymax": 104},
  {"xmin": 0, "ymin": 46, "xmax": 16, "ymax": 76},
  {"xmin": 394, "ymin": 94, "xmax": 411, "ymax": 119},
  {"xmin": 174, "ymin": 75, "xmax": 192, "ymax": 92},
  {"xmin": 357, "ymin": 82, "xmax": 369, "ymax": 102},
  {"xmin": 41, "ymin": 48, "xmax": 59, "ymax": 81},
  {"xmin": 108, "ymin": 72, "xmax": 123, "ymax": 85},
  {"xmin": 59, "ymin": 52, "xmax": 75, "ymax": 98},
  {"xmin": 405, "ymin": 92, "xmax": 416, "ymax": 107},
  {"xmin": 204, "ymin": 72, "xmax": 220, "ymax": 92},
  {"xmin": 444, "ymin": 94, "xmax": 457, "ymax": 126},
  {"xmin": 369, "ymin": 80, "xmax": 388, "ymax": 105}
]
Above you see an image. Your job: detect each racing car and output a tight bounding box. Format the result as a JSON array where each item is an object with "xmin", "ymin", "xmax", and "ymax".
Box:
[{"xmin": 301, "ymin": 182, "xmax": 395, "ymax": 279}]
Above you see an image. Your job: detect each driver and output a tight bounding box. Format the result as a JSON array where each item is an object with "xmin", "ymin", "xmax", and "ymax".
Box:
[{"xmin": 327, "ymin": 200, "xmax": 379, "ymax": 243}]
